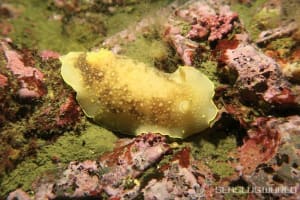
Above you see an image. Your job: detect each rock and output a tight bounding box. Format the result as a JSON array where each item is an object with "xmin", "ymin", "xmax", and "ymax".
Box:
[
  {"xmin": 256, "ymin": 22, "xmax": 298, "ymax": 45},
  {"xmin": 239, "ymin": 116, "xmax": 300, "ymax": 174},
  {"xmin": 7, "ymin": 189, "xmax": 31, "ymax": 200},
  {"xmin": 56, "ymin": 95, "xmax": 81, "ymax": 127},
  {"xmin": 164, "ymin": 1, "xmax": 238, "ymax": 65},
  {"xmin": 143, "ymin": 147, "xmax": 214, "ymax": 200},
  {"xmin": 1, "ymin": 41, "xmax": 46, "ymax": 100},
  {"xmin": 30, "ymin": 133, "xmax": 170, "ymax": 199},
  {"xmin": 39, "ymin": 50, "xmax": 60, "ymax": 61},
  {"xmin": 0, "ymin": 74, "xmax": 8, "ymax": 88},
  {"xmin": 239, "ymin": 116, "xmax": 300, "ymax": 200},
  {"xmin": 217, "ymin": 39, "xmax": 299, "ymax": 108}
]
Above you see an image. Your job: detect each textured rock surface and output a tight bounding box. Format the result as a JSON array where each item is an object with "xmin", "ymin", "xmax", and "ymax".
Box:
[
  {"xmin": 0, "ymin": 39, "xmax": 84, "ymax": 185},
  {"xmin": 164, "ymin": 1, "xmax": 238, "ymax": 65},
  {"xmin": 217, "ymin": 38, "xmax": 299, "ymax": 108},
  {"xmin": 11, "ymin": 133, "xmax": 170, "ymax": 199},
  {"xmin": 239, "ymin": 116, "xmax": 300, "ymax": 199},
  {"xmin": 238, "ymin": 116, "xmax": 299, "ymax": 174},
  {"xmin": 143, "ymin": 147, "xmax": 214, "ymax": 200},
  {"xmin": 256, "ymin": 22, "xmax": 298, "ymax": 45},
  {"xmin": 7, "ymin": 189, "xmax": 31, "ymax": 200},
  {"xmin": 1, "ymin": 40, "xmax": 46, "ymax": 100},
  {"xmin": 1, "ymin": 0, "xmax": 300, "ymax": 199}
]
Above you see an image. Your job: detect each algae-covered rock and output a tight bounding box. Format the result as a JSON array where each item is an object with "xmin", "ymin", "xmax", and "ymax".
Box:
[
  {"xmin": 0, "ymin": 122, "xmax": 118, "ymax": 197},
  {"xmin": 60, "ymin": 49, "xmax": 218, "ymax": 138}
]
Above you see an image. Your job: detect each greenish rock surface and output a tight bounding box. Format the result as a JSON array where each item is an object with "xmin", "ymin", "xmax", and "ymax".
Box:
[
  {"xmin": 0, "ymin": 123, "xmax": 117, "ymax": 196},
  {"xmin": 5, "ymin": 0, "xmax": 174, "ymax": 53},
  {"xmin": 190, "ymin": 129, "xmax": 237, "ymax": 179},
  {"xmin": 1, "ymin": 0, "xmax": 299, "ymax": 199},
  {"xmin": 231, "ymin": 0, "xmax": 269, "ymax": 40}
]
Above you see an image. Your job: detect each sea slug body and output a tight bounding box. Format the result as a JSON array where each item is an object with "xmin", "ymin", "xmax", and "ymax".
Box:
[{"xmin": 60, "ymin": 49, "xmax": 218, "ymax": 138}]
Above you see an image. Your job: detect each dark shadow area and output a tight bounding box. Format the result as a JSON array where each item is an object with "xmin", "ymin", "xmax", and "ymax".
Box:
[{"xmin": 186, "ymin": 112, "xmax": 247, "ymax": 147}]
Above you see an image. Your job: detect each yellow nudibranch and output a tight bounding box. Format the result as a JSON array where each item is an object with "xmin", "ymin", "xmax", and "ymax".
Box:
[{"xmin": 60, "ymin": 49, "xmax": 218, "ymax": 138}]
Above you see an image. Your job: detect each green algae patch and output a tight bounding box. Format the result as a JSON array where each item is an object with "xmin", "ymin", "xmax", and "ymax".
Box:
[
  {"xmin": 123, "ymin": 36, "xmax": 169, "ymax": 66},
  {"xmin": 178, "ymin": 21, "xmax": 192, "ymax": 36},
  {"xmin": 253, "ymin": 7, "xmax": 280, "ymax": 29},
  {"xmin": 231, "ymin": 0, "xmax": 269, "ymax": 40},
  {"xmin": 105, "ymin": 0, "xmax": 173, "ymax": 36},
  {"xmin": 195, "ymin": 60, "xmax": 220, "ymax": 87},
  {"xmin": 281, "ymin": 0, "xmax": 300, "ymax": 24},
  {"xmin": 0, "ymin": 123, "xmax": 117, "ymax": 197},
  {"xmin": 5, "ymin": 0, "xmax": 177, "ymax": 53},
  {"xmin": 115, "ymin": 23, "xmax": 181, "ymax": 72},
  {"xmin": 6, "ymin": 0, "xmax": 104, "ymax": 53},
  {"xmin": 267, "ymin": 37, "xmax": 296, "ymax": 57},
  {"xmin": 224, "ymin": 187, "xmax": 248, "ymax": 200},
  {"xmin": 189, "ymin": 130, "xmax": 237, "ymax": 178}
]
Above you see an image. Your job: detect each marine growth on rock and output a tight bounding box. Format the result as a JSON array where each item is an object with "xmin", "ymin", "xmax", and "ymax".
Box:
[{"xmin": 2, "ymin": 0, "xmax": 300, "ymax": 199}]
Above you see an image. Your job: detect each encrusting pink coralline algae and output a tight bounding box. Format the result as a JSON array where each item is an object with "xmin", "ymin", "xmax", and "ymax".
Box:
[
  {"xmin": 1, "ymin": 40, "xmax": 46, "ymax": 99},
  {"xmin": 4, "ymin": 0, "xmax": 300, "ymax": 199},
  {"xmin": 22, "ymin": 133, "xmax": 170, "ymax": 200}
]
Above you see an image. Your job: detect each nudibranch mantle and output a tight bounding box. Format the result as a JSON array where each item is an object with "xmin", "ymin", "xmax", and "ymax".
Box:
[{"xmin": 60, "ymin": 49, "xmax": 218, "ymax": 138}]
